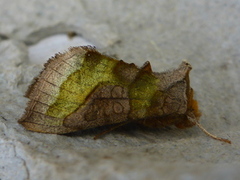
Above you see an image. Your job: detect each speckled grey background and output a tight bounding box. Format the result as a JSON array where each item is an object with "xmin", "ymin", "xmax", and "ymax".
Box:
[{"xmin": 0, "ymin": 1, "xmax": 240, "ymax": 180}]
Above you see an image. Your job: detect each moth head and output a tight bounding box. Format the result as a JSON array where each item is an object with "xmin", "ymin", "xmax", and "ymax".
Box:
[
  {"xmin": 172, "ymin": 61, "xmax": 201, "ymax": 128},
  {"xmin": 140, "ymin": 61, "xmax": 201, "ymax": 129}
]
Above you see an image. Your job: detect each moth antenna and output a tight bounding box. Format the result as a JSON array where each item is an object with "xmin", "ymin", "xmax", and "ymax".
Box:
[{"xmin": 195, "ymin": 121, "xmax": 231, "ymax": 144}]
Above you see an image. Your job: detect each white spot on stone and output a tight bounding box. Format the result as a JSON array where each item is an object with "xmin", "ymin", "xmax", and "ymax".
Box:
[{"xmin": 28, "ymin": 34, "xmax": 94, "ymax": 64}]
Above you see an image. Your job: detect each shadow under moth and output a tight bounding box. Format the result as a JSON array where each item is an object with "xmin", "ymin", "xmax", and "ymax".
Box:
[{"xmin": 19, "ymin": 46, "xmax": 231, "ymax": 143}]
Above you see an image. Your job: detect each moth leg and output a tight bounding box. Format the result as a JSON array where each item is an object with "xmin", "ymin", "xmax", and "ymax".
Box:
[{"xmin": 93, "ymin": 121, "xmax": 130, "ymax": 140}]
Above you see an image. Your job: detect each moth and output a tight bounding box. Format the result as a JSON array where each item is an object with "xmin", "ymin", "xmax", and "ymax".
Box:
[{"xmin": 19, "ymin": 46, "xmax": 230, "ymax": 143}]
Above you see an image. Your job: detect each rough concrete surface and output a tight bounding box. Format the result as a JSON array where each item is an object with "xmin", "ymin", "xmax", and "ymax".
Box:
[{"xmin": 0, "ymin": 0, "xmax": 240, "ymax": 179}]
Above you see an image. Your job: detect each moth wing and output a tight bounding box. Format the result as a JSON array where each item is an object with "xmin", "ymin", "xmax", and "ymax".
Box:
[
  {"xmin": 18, "ymin": 100, "xmax": 79, "ymax": 134},
  {"xmin": 63, "ymin": 84, "xmax": 130, "ymax": 129}
]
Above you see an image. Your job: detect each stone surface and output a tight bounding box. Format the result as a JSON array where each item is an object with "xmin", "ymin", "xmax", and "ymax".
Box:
[
  {"xmin": 0, "ymin": 0, "xmax": 118, "ymax": 48},
  {"xmin": 1, "ymin": 0, "xmax": 240, "ymax": 180}
]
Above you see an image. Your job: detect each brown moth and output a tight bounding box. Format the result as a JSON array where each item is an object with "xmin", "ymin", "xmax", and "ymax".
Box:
[{"xmin": 19, "ymin": 46, "xmax": 231, "ymax": 143}]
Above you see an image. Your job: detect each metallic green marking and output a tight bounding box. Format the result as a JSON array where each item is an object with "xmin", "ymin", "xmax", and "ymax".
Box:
[
  {"xmin": 46, "ymin": 54, "xmax": 125, "ymax": 119},
  {"xmin": 46, "ymin": 51, "xmax": 159, "ymax": 121},
  {"xmin": 129, "ymin": 71, "xmax": 159, "ymax": 119}
]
